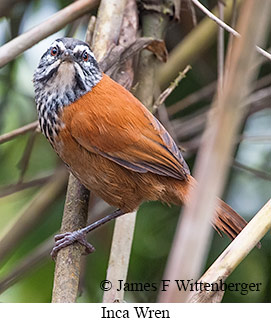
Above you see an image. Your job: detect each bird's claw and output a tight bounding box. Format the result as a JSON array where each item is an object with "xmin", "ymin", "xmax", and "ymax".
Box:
[{"xmin": 51, "ymin": 229, "xmax": 95, "ymax": 260}]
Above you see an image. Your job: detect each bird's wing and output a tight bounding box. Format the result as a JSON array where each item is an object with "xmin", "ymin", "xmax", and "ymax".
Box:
[{"xmin": 68, "ymin": 74, "xmax": 190, "ymax": 181}]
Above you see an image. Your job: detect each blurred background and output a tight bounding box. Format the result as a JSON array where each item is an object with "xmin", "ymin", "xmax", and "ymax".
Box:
[{"xmin": 0, "ymin": 0, "xmax": 270, "ymax": 303}]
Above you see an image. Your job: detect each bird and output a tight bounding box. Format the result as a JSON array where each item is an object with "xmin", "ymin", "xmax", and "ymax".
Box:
[{"xmin": 33, "ymin": 37, "xmax": 248, "ymax": 258}]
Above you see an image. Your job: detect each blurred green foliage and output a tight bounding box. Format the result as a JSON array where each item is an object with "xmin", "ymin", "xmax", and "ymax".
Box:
[{"xmin": 0, "ymin": 0, "xmax": 270, "ymax": 303}]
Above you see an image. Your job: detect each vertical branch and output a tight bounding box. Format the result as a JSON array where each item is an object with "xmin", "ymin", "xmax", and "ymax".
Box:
[
  {"xmin": 103, "ymin": 0, "xmax": 172, "ymax": 303},
  {"xmin": 102, "ymin": 0, "xmax": 137, "ymax": 303},
  {"xmin": 52, "ymin": 175, "xmax": 89, "ymax": 303},
  {"xmin": 159, "ymin": 0, "xmax": 271, "ymax": 303},
  {"xmin": 52, "ymin": 0, "xmax": 127, "ymax": 303},
  {"xmin": 103, "ymin": 211, "xmax": 137, "ymax": 303},
  {"xmin": 135, "ymin": 1, "xmax": 169, "ymax": 109},
  {"xmin": 92, "ymin": 0, "xmax": 127, "ymax": 61}
]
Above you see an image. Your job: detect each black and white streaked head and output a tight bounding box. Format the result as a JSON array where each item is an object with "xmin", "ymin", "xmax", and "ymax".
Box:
[{"xmin": 33, "ymin": 37, "xmax": 102, "ymax": 143}]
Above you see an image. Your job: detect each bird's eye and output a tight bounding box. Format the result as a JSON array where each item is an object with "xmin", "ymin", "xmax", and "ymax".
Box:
[
  {"xmin": 50, "ymin": 47, "xmax": 58, "ymax": 56},
  {"xmin": 82, "ymin": 51, "xmax": 89, "ymax": 62}
]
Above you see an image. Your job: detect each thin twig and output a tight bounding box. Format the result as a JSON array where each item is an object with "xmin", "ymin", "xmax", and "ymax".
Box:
[
  {"xmin": 180, "ymin": 135, "xmax": 202, "ymax": 158},
  {"xmin": 0, "ymin": 121, "xmax": 38, "ymax": 145},
  {"xmin": 0, "ymin": 238, "xmax": 53, "ymax": 295},
  {"xmin": 253, "ymin": 73, "xmax": 271, "ymax": 91},
  {"xmin": 171, "ymin": 77, "xmax": 271, "ymax": 142},
  {"xmin": 233, "ymin": 161, "xmax": 271, "ymax": 181},
  {"xmin": 0, "ymin": 168, "xmax": 68, "ymax": 265},
  {"xmin": 172, "ymin": 92, "xmax": 271, "ymax": 151},
  {"xmin": 172, "ymin": 107, "xmax": 208, "ymax": 140},
  {"xmin": 0, "ymin": 174, "xmax": 53, "ymax": 198},
  {"xmin": 191, "ymin": 0, "xmax": 271, "ymax": 61},
  {"xmin": 239, "ymin": 135, "xmax": 271, "ymax": 143},
  {"xmin": 17, "ymin": 131, "xmax": 37, "ymax": 183},
  {"xmin": 0, "ymin": 0, "xmax": 99, "ymax": 68},
  {"xmin": 245, "ymin": 86, "xmax": 271, "ymax": 110},
  {"xmin": 152, "ymin": 65, "xmax": 191, "ymax": 113},
  {"xmin": 192, "ymin": 0, "xmax": 238, "ymax": 35},
  {"xmin": 167, "ymin": 82, "xmax": 215, "ymax": 116},
  {"xmin": 167, "ymin": 72, "xmax": 271, "ymax": 118}
]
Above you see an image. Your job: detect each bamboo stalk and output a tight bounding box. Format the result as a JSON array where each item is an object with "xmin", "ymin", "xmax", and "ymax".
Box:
[
  {"xmin": 189, "ymin": 199, "xmax": 271, "ymax": 302},
  {"xmin": 159, "ymin": 0, "xmax": 271, "ymax": 303}
]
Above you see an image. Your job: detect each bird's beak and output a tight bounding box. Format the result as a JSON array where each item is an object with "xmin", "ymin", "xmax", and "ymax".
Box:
[{"xmin": 61, "ymin": 50, "xmax": 74, "ymax": 62}]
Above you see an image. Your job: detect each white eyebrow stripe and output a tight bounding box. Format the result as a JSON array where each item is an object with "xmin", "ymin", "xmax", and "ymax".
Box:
[
  {"xmin": 73, "ymin": 44, "xmax": 95, "ymax": 58},
  {"xmin": 52, "ymin": 40, "xmax": 66, "ymax": 51}
]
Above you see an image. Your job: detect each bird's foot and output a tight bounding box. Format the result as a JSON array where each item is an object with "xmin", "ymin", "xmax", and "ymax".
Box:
[
  {"xmin": 51, "ymin": 229, "xmax": 95, "ymax": 260},
  {"xmin": 50, "ymin": 209, "xmax": 126, "ymax": 260}
]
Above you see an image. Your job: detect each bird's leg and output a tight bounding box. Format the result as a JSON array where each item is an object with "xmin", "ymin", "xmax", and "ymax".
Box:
[{"xmin": 51, "ymin": 209, "xmax": 126, "ymax": 260}]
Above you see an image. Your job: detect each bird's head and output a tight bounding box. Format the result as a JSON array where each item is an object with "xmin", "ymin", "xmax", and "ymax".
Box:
[{"xmin": 33, "ymin": 37, "xmax": 102, "ymax": 109}]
